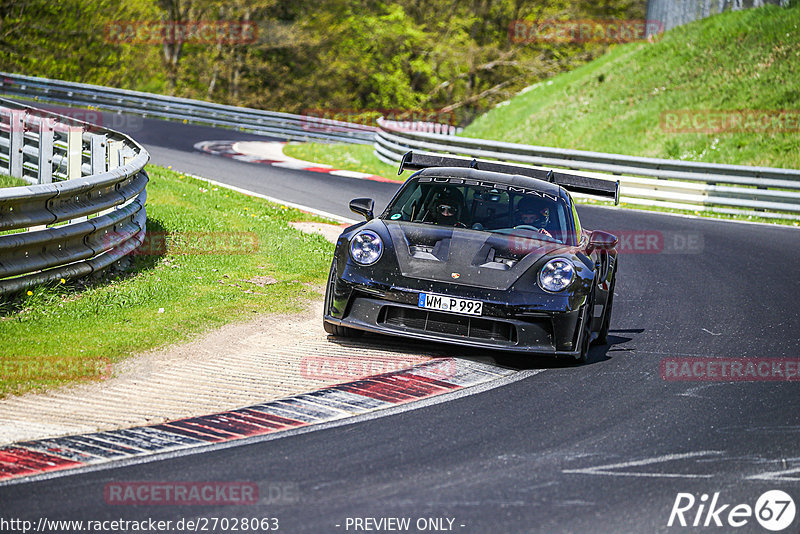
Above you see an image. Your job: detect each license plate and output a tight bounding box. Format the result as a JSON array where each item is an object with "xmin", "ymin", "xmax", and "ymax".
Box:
[{"xmin": 417, "ymin": 293, "xmax": 483, "ymax": 316}]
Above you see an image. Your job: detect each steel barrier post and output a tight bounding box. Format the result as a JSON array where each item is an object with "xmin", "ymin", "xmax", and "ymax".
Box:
[
  {"xmin": 9, "ymin": 109, "xmax": 24, "ymax": 178},
  {"xmin": 90, "ymin": 133, "xmax": 107, "ymax": 174},
  {"xmin": 107, "ymin": 140, "xmax": 121, "ymax": 170},
  {"xmin": 66, "ymin": 126, "xmax": 82, "ymax": 179},
  {"xmin": 38, "ymin": 118, "xmax": 54, "ymax": 184}
]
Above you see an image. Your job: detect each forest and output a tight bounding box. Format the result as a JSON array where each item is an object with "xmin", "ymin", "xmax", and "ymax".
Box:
[{"xmin": 0, "ymin": 0, "xmax": 645, "ymax": 125}]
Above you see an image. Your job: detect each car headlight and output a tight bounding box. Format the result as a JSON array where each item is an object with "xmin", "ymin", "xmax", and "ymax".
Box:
[
  {"xmin": 350, "ymin": 230, "xmax": 383, "ymax": 265},
  {"xmin": 538, "ymin": 258, "xmax": 575, "ymax": 292}
]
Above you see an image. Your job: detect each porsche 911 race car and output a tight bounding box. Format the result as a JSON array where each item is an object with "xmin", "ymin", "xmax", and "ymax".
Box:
[{"xmin": 323, "ymin": 152, "xmax": 620, "ymax": 362}]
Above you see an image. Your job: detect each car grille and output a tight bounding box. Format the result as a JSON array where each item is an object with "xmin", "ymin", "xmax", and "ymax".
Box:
[{"xmin": 380, "ymin": 306, "xmax": 517, "ymax": 343}]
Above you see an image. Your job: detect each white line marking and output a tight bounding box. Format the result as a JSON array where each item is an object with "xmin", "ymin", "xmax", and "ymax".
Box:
[
  {"xmin": 231, "ymin": 154, "xmax": 267, "ymax": 162},
  {"xmin": 677, "ymin": 383, "xmax": 727, "ymax": 398},
  {"xmin": 562, "ymin": 450, "xmax": 725, "ymax": 479},
  {"xmin": 271, "ymin": 161, "xmax": 320, "ymax": 170},
  {"xmin": 747, "ymin": 466, "xmax": 800, "ymax": 481},
  {"xmin": 329, "ymin": 170, "xmax": 375, "ymax": 179},
  {"xmin": 182, "ymin": 172, "xmax": 357, "ymax": 224},
  {"xmin": 702, "ymin": 328, "xmax": 722, "ymax": 336}
]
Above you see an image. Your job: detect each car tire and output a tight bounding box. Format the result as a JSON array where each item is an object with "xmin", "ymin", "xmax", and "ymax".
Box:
[
  {"xmin": 322, "ymin": 261, "xmax": 363, "ymax": 338},
  {"xmin": 323, "ymin": 320, "xmax": 362, "ymax": 338},
  {"xmin": 594, "ymin": 276, "xmax": 615, "ymax": 346},
  {"xmin": 575, "ymin": 294, "xmax": 593, "ymax": 364}
]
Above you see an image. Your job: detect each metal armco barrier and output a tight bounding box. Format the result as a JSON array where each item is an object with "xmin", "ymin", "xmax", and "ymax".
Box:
[
  {"xmin": 0, "ymin": 72, "xmax": 376, "ymax": 144},
  {"xmin": 0, "ymin": 98, "xmax": 148, "ymax": 295},
  {"xmin": 4, "ymin": 72, "xmax": 797, "ymax": 221},
  {"xmin": 379, "ymin": 120, "xmax": 462, "ymax": 136},
  {"xmin": 646, "ymin": 0, "xmax": 790, "ymax": 35},
  {"xmin": 374, "ymin": 118, "xmax": 800, "ymax": 220}
]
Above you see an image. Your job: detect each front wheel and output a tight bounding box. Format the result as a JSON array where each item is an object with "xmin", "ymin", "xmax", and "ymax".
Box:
[
  {"xmin": 594, "ymin": 276, "xmax": 615, "ymax": 346},
  {"xmin": 323, "ymin": 320, "xmax": 362, "ymax": 338},
  {"xmin": 322, "ymin": 261, "xmax": 362, "ymax": 338},
  {"xmin": 575, "ymin": 294, "xmax": 593, "ymax": 364}
]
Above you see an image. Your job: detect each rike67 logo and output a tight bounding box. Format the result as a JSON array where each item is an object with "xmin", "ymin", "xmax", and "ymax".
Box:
[{"xmin": 668, "ymin": 490, "xmax": 796, "ymax": 531}]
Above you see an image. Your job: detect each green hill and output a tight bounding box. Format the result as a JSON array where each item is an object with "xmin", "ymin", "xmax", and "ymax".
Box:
[
  {"xmin": 462, "ymin": 4, "xmax": 800, "ymax": 169},
  {"xmin": 288, "ymin": 4, "xmax": 799, "ymax": 178}
]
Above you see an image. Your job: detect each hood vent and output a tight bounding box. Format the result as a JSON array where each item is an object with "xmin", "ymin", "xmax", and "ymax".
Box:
[
  {"xmin": 474, "ymin": 236, "xmax": 543, "ymax": 271},
  {"xmin": 479, "ymin": 248, "xmax": 518, "ymax": 271},
  {"xmin": 408, "ymin": 238, "xmax": 450, "ymax": 262},
  {"xmin": 386, "ymin": 221, "xmax": 555, "ymax": 291}
]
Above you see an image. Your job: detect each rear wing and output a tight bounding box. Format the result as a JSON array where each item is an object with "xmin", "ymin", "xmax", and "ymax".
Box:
[{"xmin": 398, "ymin": 151, "xmax": 620, "ymax": 205}]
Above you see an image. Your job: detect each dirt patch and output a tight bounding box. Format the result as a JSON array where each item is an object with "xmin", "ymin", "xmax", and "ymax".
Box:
[
  {"xmin": 242, "ymin": 275, "xmax": 278, "ymax": 287},
  {"xmin": 289, "ymin": 221, "xmax": 348, "ymax": 243}
]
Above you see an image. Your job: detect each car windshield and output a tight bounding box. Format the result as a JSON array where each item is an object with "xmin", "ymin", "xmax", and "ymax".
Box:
[{"xmin": 381, "ymin": 176, "xmax": 575, "ymax": 245}]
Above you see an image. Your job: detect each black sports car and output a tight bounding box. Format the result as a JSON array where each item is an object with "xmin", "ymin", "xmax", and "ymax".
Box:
[{"xmin": 323, "ymin": 152, "xmax": 620, "ymax": 362}]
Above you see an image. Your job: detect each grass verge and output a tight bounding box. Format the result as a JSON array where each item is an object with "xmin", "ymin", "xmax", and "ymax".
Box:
[
  {"xmin": 463, "ymin": 4, "xmax": 800, "ymax": 169},
  {"xmin": 284, "ymin": 142, "xmax": 402, "ymax": 181},
  {"xmin": 0, "ymin": 164, "xmax": 336, "ymax": 398},
  {"xmin": 0, "ymin": 174, "xmax": 28, "ymax": 188}
]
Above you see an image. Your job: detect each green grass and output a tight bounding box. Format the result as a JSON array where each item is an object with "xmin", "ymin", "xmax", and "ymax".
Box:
[
  {"xmin": 284, "ymin": 142, "xmax": 402, "ymax": 181},
  {"xmin": 0, "ymin": 174, "xmax": 28, "ymax": 188},
  {"xmin": 464, "ymin": 4, "xmax": 800, "ymax": 169},
  {"xmin": 0, "ymin": 165, "xmax": 335, "ymax": 398}
]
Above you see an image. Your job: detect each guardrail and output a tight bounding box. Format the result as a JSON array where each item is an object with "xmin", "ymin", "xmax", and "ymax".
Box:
[
  {"xmin": 5, "ymin": 72, "xmax": 797, "ymax": 221},
  {"xmin": 0, "ymin": 97, "xmax": 148, "ymax": 295},
  {"xmin": 0, "ymin": 72, "xmax": 376, "ymax": 145},
  {"xmin": 375, "ymin": 118, "xmax": 800, "ymax": 220},
  {"xmin": 646, "ymin": 0, "xmax": 790, "ymax": 35}
]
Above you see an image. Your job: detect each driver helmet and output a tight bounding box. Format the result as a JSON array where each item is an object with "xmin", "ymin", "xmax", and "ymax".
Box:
[
  {"xmin": 515, "ymin": 195, "xmax": 551, "ymax": 227},
  {"xmin": 431, "ymin": 187, "xmax": 464, "ymax": 226}
]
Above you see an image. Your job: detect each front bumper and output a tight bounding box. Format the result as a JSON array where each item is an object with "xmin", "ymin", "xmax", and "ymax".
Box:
[{"xmin": 324, "ymin": 284, "xmax": 588, "ymax": 356}]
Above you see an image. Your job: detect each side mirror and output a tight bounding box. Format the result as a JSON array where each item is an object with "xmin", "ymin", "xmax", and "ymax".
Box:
[
  {"xmin": 349, "ymin": 198, "xmax": 375, "ymax": 221},
  {"xmin": 589, "ymin": 230, "xmax": 618, "ymax": 250}
]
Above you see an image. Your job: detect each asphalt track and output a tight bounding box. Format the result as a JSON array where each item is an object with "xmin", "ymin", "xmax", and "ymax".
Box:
[{"xmin": 2, "ymin": 109, "xmax": 800, "ymax": 533}]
